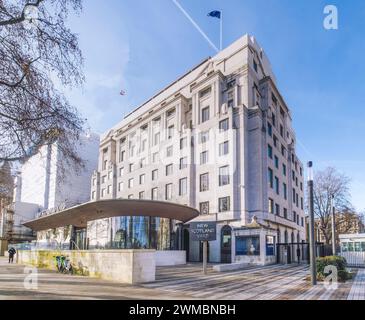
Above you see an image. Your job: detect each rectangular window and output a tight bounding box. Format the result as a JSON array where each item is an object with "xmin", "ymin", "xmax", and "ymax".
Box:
[
  {"xmin": 167, "ymin": 108, "xmax": 175, "ymax": 118},
  {"xmin": 253, "ymin": 60, "xmax": 258, "ymax": 72},
  {"xmin": 129, "ymin": 163, "xmax": 134, "ymax": 172},
  {"xmin": 200, "ymin": 151, "xmax": 208, "ymax": 165},
  {"xmin": 282, "ymin": 164, "xmax": 287, "ymax": 176},
  {"xmin": 281, "ymin": 145, "xmax": 286, "ymax": 157},
  {"xmin": 179, "ymin": 178, "xmax": 187, "ymax": 196},
  {"xmin": 140, "ymin": 157, "xmax": 146, "ymax": 168},
  {"xmin": 107, "ymin": 185, "xmax": 112, "ymax": 194},
  {"xmin": 236, "ymin": 236, "xmax": 260, "ymax": 256},
  {"xmin": 268, "ymin": 144, "xmax": 273, "ymax": 159},
  {"xmin": 165, "ymin": 183, "xmax": 173, "ymax": 200},
  {"xmin": 219, "ymin": 118, "xmax": 229, "ymax": 132},
  {"xmin": 218, "ymin": 196, "xmax": 230, "ymax": 212},
  {"xmin": 266, "ymin": 236, "xmax": 275, "ymax": 256},
  {"xmin": 154, "ymin": 132, "xmax": 160, "ymax": 145},
  {"xmin": 152, "ymin": 169, "xmax": 158, "ymax": 181},
  {"xmin": 128, "ymin": 178, "xmax": 134, "ymax": 188},
  {"xmin": 141, "ymin": 139, "xmax": 147, "ymax": 152},
  {"xmin": 118, "ymin": 182, "xmax": 124, "ymax": 192},
  {"xmin": 179, "ymin": 157, "xmax": 188, "ymax": 170},
  {"xmin": 199, "ymin": 202, "xmax": 209, "ymax": 215},
  {"xmin": 168, "ymin": 125, "xmax": 174, "ymax": 139},
  {"xmin": 139, "ymin": 191, "xmax": 145, "ymax": 199},
  {"xmin": 274, "ymin": 156, "xmax": 279, "ymax": 169},
  {"xmin": 267, "ymin": 122, "xmax": 272, "ymax": 137},
  {"xmin": 268, "ymin": 168, "xmax": 273, "ymax": 188},
  {"xmin": 200, "ymin": 87, "xmax": 211, "ymax": 98},
  {"xmin": 200, "ymin": 173, "xmax": 209, "ymax": 192},
  {"xmin": 275, "ymin": 176, "xmax": 279, "ymax": 195},
  {"xmin": 219, "ymin": 141, "xmax": 229, "ymax": 156},
  {"xmin": 219, "ymin": 165, "xmax": 230, "ymax": 186},
  {"xmin": 120, "ymin": 150, "xmax": 125, "ymax": 162},
  {"xmin": 119, "ymin": 167, "xmax": 124, "ymax": 177},
  {"xmin": 227, "ymin": 91, "xmax": 234, "ymax": 108},
  {"xmin": 129, "ymin": 145, "xmax": 135, "ymax": 157},
  {"xmin": 275, "ymin": 203, "xmax": 280, "ymax": 215},
  {"xmin": 269, "ymin": 198, "xmax": 274, "ymax": 214},
  {"xmin": 280, "ymin": 124, "xmax": 284, "ymax": 137},
  {"xmin": 101, "ymin": 188, "xmax": 106, "ymax": 197},
  {"xmin": 180, "ymin": 137, "xmax": 187, "ymax": 149},
  {"xmin": 92, "ymin": 191, "xmax": 95, "ymax": 199},
  {"xmin": 201, "ymin": 106, "xmax": 210, "ymax": 123},
  {"xmin": 101, "ymin": 175, "xmax": 106, "ymax": 184},
  {"xmin": 166, "ymin": 146, "xmax": 173, "ymax": 157},
  {"xmin": 152, "ymin": 152, "xmax": 159, "ymax": 163},
  {"xmin": 107, "ymin": 172, "xmax": 112, "ymax": 181},
  {"xmin": 139, "ymin": 174, "xmax": 145, "ymax": 185},
  {"xmin": 151, "ymin": 187, "xmax": 158, "ymax": 200},
  {"xmin": 166, "ymin": 164, "xmax": 173, "ymax": 176},
  {"xmin": 273, "ymin": 135, "xmax": 278, "ymax": 148},
  {"xmin": 283, "ymin": 183, "xmax": 287, "ymax": 200},
  {"xmin": 283, "ymin": 208, "xmax": 288, "ymax": 219},
  {"xmin": 199, "ymin": 130, "xmax": 209, "ymax": 144},
  {"xmin": 293, "ymin": 188, "xmax": 296, "ymax": 203}
]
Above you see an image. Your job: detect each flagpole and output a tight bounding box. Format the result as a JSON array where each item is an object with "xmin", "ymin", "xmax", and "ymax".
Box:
[{"xmin": 220, "ymin": 10, "xmax": 223, "ymax": 51}]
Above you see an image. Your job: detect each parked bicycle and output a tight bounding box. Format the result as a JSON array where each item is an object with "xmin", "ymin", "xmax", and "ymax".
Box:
[{"xmin": 54, "ymin": 255, "xmax": 73, "ymax": 275}]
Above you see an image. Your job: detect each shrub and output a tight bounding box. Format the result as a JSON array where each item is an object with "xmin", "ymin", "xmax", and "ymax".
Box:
[{"xmin": 316, "ymin": 256, "xmax": 350, "ymax": 282}]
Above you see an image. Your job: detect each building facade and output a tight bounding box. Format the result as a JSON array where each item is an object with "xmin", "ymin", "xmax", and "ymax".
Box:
[
  {"xmin": 0, "ymin": 134, "xmax": 99, "ymax": 248},
  {"xmin": 89, "ymin": 35, "xmax": 306, "ymax": 264}
]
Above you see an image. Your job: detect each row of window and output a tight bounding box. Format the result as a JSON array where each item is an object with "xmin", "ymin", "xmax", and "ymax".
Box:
[
  {"xmin": 268, "ymin": 166, "xmax": 303, "ymax": 209},
  {"xmin": 116, "ymin": 118, "xmax": 230, "ymax": 165},
  {"xmin": 94, "ymin": 187, "xmax": 231, "ymax": 214},
  {"xmin": 268, "ymin": 198, "xmax": 304, "ymax": 227}
]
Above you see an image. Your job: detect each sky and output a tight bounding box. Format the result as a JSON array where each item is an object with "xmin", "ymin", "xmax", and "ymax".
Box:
[{"xmin": 64, "ymin": 0, "xmax": 365, "ymax": 211}]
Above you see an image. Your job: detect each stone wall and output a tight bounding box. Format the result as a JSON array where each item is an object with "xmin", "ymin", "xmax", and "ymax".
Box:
[
  {"xmin": 155, "ymin": 250, "xmax": 186, "ymax": 266},
  {"xmin": 17, "ymin": 249, "xmax": 156, "ymax": 284}
]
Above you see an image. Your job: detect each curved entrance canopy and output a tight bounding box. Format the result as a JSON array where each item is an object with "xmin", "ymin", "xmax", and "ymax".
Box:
[{"xmin": 23, "ymin": 199, "xmax": 200, "ymax": 232}]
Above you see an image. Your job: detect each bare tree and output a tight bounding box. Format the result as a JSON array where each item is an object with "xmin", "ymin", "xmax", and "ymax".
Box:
[
  {"xmin": 313, "ymin": 167, "xmax": 352, "ymax": 244},
  {"xmin": 0, "ymin": 0, "xmax": 85, "ymax": 171}
]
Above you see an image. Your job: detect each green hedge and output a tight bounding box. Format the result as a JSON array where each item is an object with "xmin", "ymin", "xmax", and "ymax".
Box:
[{"xmin": 316, "ymin": 256, "xmax": 351, "ymax": 282}]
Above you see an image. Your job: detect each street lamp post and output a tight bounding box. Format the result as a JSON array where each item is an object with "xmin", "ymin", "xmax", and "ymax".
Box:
[
  {"xmin": 307, "ymin": 161, "xmax": 317, "ymax": 285},
  {"xmin": 331, "ymin": 194, "xmax": 336, "ymax": 255}
]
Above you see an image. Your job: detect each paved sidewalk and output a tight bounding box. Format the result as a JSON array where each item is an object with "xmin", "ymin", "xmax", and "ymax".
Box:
[
  {"xmin": 0, "ymin": 257, "xmax": 193, "ymax": 300},
  {"xmin": 0, "ymin": 257, "xmax": 362, "ymax": 300}
]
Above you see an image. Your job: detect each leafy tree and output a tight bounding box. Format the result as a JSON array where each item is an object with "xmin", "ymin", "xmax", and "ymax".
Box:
[{"xmin": 0, "ymin": 0, "xmax": 85, "ymax": 170}]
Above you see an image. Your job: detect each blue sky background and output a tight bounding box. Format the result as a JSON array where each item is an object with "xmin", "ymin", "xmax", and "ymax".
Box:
[{"xmin": 65, "ymin": 0, "xmax": 365, "ymax": 211}]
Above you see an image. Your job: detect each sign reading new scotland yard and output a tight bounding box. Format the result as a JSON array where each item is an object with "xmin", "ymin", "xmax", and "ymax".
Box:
[{"xmin": 190, "ymin": 222, "xmax": 217, "ymax": 241}]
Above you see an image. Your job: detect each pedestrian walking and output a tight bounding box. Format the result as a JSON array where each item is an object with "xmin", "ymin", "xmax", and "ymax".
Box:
[{"xmin": 8, "ymin": 247, "xmax": 16, "ymax": 264}]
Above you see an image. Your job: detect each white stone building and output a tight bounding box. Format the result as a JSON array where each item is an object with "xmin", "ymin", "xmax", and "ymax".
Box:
[
  {"xmin": 89, "ymin": 34, "xmax": 306, "ymax": 264},
  {"xmin": 1, "ymin": 133, "xmax": 99, "ymax": 247}
]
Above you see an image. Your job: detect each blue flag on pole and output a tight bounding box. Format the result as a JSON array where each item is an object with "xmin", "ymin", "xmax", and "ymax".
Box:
[{"xmin": 207, "ymin": 10, "xmax": 221, "ymax": 19}]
